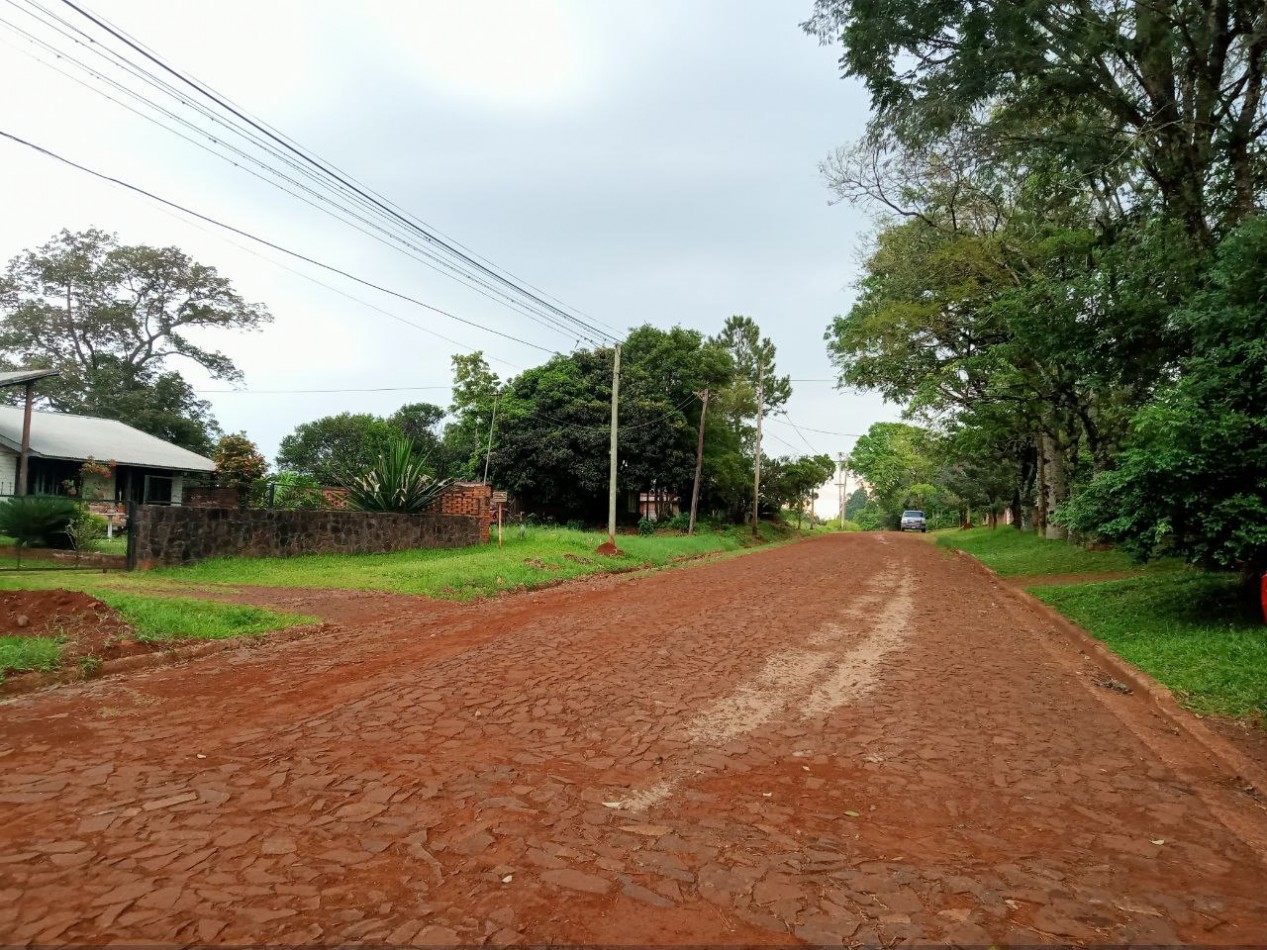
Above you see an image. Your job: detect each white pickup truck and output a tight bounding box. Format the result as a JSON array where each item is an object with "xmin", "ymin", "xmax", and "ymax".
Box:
[{"xmin": 899, "ymin": 509, "xmax": 927, "ymax": 533}]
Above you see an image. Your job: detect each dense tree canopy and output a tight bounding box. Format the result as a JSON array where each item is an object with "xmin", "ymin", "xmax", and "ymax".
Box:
[
  {"xmin": 806, "ymin": 0, "xmax": 1267, "ymax": 572},
  {"xmin": 276, "ymin": 404, "xmax": 447, "ymax": 485}
]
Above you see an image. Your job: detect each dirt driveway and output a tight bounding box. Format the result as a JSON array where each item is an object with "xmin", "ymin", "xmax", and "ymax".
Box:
[{"xmin": 3, "ymin": 534, "xmax": 1266, "ymax": 946}]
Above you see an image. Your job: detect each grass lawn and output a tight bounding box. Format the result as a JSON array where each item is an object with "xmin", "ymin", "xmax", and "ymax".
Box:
[
  {"xmin": 935, "ymin": 526, "xmax": 1151, "ymax": 576},
  {"xmin": 1036, "ymin": 574, "xmax": 1267, "ymax": 718},
  {"xmin": 937, "ymin": 527, "xmax": 1265, "ymax": 720},
  {"xmin": 148, "ymin": 524, "xmax": 791, "ymax": 600}
]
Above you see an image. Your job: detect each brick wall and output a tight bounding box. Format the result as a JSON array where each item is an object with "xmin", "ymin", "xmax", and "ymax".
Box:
[
  {"xmin": 432, "ymin": 482, "xmax": 493, "ymax": 523},
  {"xmin": 128, "ymin": 505, "xmax": 487, "ymax": 568},
  {"xmin": 185, "ymin": 487, "xmax": 241, "ymax": 509}
]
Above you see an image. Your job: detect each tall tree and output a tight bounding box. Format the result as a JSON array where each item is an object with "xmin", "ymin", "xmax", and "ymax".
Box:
[
  {"xmin": 443, "ymin": 352, "xmax": 501, "ymax": 480},
  {"xmin": 0, "ymin": 229, "xmax": 270, "ymax": 451},
  {"xmin": 714, "ymin": 316, "xmax": 790, "ymax": 530},
  {"xmin": 803, "ymin": 0, "xmax": 1267, "ymax": 240}
]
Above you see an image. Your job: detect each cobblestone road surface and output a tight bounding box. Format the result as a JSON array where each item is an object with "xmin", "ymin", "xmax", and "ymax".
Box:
[{"xmin": 2, "ymin": 534, "xmax": 1266, "ymax": 945}]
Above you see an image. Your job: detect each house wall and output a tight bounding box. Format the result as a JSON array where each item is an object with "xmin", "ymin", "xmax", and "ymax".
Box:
[
  {"xmin": 129, "ymin": 504, "xmax": 490, "ymax": 567},
  {"xmin": 0, "ymin": 445, "xmax": 16, "ymax": 495}
]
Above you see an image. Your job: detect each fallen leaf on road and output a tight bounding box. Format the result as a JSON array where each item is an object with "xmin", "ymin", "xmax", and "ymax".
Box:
[
  {"xmin": 844, "ymin": 810, "xmax": 860, "ymax": 818},
  {"xmin": 601, "ymin": 802, "xmax": 623, "ymax": 809},
  {"xmin": 1151, "ymin": 839, "xmax": 1165, "ymax": 845},
  {"xmin": 502, "ymin": 875, "xmax": 513, "ymax": 883}
]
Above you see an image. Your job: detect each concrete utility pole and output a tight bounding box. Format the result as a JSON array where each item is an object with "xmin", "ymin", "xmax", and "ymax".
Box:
[
  {"xmin": 752, "ymin": 361, "xmax": 764, "ymax": 538},
  {"xmin": 606, "ymin": 344, "xmax": 621, "ymax": 547},
  {"xmin": 838, "ymin": 453, "xmax": 847, "ymax": 529},
  {"xmin": 687, "ymin": 389, "xmax": 709, "ymax": 535},
  {"xmin": 16, "ymin": 381, "xmax": 34, "ymax": 496},
  {"xmin": 481, "ymin": 392, "xmax": 499, "ymax": 485}
]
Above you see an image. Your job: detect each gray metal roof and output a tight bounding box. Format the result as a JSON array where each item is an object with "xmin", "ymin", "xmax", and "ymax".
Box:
[
  {"xmin": 0, "ymin": 368, "xmax": 60, "ymax": 388},
  {"xmin": 0, "ymin": 406, "xmax": 215, "ymax": 472}
]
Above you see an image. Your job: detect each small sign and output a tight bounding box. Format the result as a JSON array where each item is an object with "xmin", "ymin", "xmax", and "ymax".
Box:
[{"xmin": 492, "ymin": 491, "xmax": 508, "ymax": 505}]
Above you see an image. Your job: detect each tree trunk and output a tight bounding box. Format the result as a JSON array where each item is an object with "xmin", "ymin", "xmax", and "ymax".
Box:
[
  {"xmin": 1035, "ymin": 438, "xmax": 1048, "ymax": 536},
  {"xmin": 1042, "ymin": 432, "xmax": 1069, "ymax": 540}
]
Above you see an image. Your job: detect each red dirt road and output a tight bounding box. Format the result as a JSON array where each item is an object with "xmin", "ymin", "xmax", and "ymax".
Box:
[{"xmin": 3, "ymin": 534, "xmax": 1267, "ymax": 946}]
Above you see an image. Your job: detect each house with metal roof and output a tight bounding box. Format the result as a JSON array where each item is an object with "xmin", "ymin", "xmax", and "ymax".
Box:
[{"xmin": 0, "ymin": 407, "xmax": 215, "ymax": 510}]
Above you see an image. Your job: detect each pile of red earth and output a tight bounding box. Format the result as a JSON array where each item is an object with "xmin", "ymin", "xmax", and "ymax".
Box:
[{"xmin": 0, "ymin": 590, "xmax": 146, "ymax": 674}]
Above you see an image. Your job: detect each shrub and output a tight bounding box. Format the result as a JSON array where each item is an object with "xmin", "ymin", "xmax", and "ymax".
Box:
[
  {"xmin": 66, "ymin": 507, "xmax": 109, "ymax": 554},
  {"xmin": 215, "ymin": 433, "xmax": 269, "ymax": 494},
  {"xmin": 565, "ymin": 519, "xmax": 585, "ymax": 532},
  {"xmin": 342, "ymin": 437, "xmax": 451, "ymax": 513},
  {"xmin": 271, "ymin": 471, "xmax": 326, "ymax": 510},
  {"xmin": 665, "ymin": 512, "xmax": 691, "ymax": 532},
  {"xmin": 0, "ymin": 496, "xmax": 80, "ymax": 548},
  {"xmin": 638, "ymin": 517, "xmax": 655, "ymax": 536}
]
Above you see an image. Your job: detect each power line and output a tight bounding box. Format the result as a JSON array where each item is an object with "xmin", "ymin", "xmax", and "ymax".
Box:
[
  {"xmin": 766, "ymin": 417, "xmax": 864, "ymax": 438},
  {"xmin": 776, "ymin": 412, "xmax": 818, "ymax": 452},
  {"xmin": 0, "ymin": 3, "xmax": 604, "ymax": 348},
  {"xmin": 0, "ymin": 128, "xmax": 558, "ymax": 355},
  {"xmin": 55, "ymin": 0, "xmax": 618, "ymax": 347},
  {"xmin": 139, "ymin": 195, "xmax": 526, "ymax": 371}
]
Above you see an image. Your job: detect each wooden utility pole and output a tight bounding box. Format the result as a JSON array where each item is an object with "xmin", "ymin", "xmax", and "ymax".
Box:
[
  {"xmin": 606, "ymin": 344, "xmax": 621, "ymax": 547},
  {"xmin": 687, "ymin": 389, "xmax": 709, "ymax": 535},
  {"xmin": 752, "ymin": 362, "xmax": 764, "ymax": 537},
  {"xmin": 16, "ymin": 381, "xmax": 35, "ymax": 496}
]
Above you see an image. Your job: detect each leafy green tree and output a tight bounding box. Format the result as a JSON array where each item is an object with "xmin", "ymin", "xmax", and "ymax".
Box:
[
  {"xmin": 491, "ymin": 350, "xmax": 610, "ymax": 521},
  {"xmin": 803, "ymin": 0, "xmax": 1267, "ymax": 240},
  {"xmin": 0, "ymin": 229, "xmax": 270, "ymax": 451},
  {"xmin": 1060, "ymin": 217, "xmax": 1267, "ymax": 575},
  {"xmin": 277, "ymin": 413, "xmax": 398, "ymax": 484},
  {"xmin": 619, "ymin": 325, "xmax": 734, "ymax": 513},
  {"xmin": 764, "ymin": 454, "xmax": 835, "ymax": 526},
  {"xmin": 847, "ymin": 422, "xmax": 949, "ymax": 528},
  {"xmin": 844, "ymin": 486, "xmax": 869, "ymax": 521},
  {"xmin": 443, "ymin": 352, "xmax": 501, "ymax": 480}
]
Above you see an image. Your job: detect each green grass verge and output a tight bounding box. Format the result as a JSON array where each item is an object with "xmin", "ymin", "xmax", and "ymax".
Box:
[
  {"xmin": 90, "ymin": 592, "xmax": 314, "ymax": 643},
  {"xmin": 1035, "ymin": 573, "xmax": 1267, "ymax": 718},
  {"xmin": 149, "ymin": 524, "xmax": 790, "ymax": 599},
  {"xmin": 0, "ymin": 635, "xmax": 62, "ymax": 679},
  {"xmin": 935, "ymin": 526, "xmax": 1151, "ymax": 576}
]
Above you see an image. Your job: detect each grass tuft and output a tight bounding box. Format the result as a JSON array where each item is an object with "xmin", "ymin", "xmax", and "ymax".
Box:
[
  {"xmin": 91, "ymin": 592, "xmax": 314, "ymax": 642},
  {"xmin": 0, "ymin": 635, "xmax": 62, "ymax": 680}
]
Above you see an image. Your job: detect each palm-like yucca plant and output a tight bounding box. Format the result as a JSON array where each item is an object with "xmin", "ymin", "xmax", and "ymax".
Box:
[
  {"xmin": 0, "ymin": 495, "xmax": 80, "ymax": 549},
  {"xmin": 342, "ymin": 438, "xmax": 452, "ymax": 513}
]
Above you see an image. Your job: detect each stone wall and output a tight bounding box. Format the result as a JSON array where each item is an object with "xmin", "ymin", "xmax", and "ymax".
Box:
[{"xmin": 128, "ymin": 505, "xmax": 488, "ymax": 568}]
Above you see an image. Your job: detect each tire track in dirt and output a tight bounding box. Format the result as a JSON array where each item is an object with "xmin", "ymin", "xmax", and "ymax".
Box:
[{"xmin": 622, "ymin": 567, "xmax": 910, "ymax": 811}]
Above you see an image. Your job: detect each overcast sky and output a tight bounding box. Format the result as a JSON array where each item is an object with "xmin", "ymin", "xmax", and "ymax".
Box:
[{"xmin": 0, "ymin": 0, "xmax": 898, "ymax": 480}]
